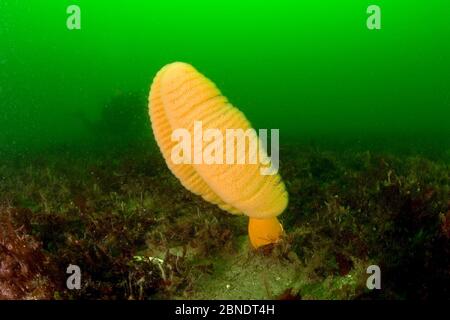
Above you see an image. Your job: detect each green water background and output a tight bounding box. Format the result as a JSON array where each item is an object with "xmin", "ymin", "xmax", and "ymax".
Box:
[{"xmin": 1, "ymin": 0, "xmax": 449, "ymax": 157}]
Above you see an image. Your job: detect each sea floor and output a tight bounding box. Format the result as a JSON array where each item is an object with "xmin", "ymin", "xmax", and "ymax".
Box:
[{"xmin": 0, "ymin": 145, "xmax": 449, "ymax": 299}]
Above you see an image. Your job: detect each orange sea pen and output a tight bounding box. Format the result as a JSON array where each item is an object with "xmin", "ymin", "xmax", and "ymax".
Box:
[{"xmin": 148, "ymin": 62, "xmax": 288, "ymax": 249}]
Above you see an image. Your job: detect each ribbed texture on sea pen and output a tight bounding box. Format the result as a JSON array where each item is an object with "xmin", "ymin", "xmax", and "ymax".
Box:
[{"xmin": 149, "ymin": 62, "xmax": 288, "ymax": 219}]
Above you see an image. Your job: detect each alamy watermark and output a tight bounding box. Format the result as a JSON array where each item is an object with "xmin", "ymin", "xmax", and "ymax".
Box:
[
  {"xmin": 367, "ymin": 5, "xmax": 381, "ymax": 30},
  {"xmin": 366, "ymin": 265, "xmax": 381, "ymax": 290},
  {"xmin": 170, "ymin": 121, "xmax": 279, "ymax": 176},
  {"xmin": 66, "ymin": 5, "xmax": 81, "ymax": 30},
  {"xmin": 66, "ymin": 264, "xmax": 81, "ymax": 290},
  {"xmin": 64, "ymin": 4, "xmax": 381, "ymax": 31}
]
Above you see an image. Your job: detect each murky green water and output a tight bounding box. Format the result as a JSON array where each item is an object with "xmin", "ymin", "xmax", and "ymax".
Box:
[
  {"xmin": 1, "ymin": 1, "xmax": 449, "ymax": 300},
  {"xmin": 1, "ymin": 0, "xmax": 449, "ymax": 155}
]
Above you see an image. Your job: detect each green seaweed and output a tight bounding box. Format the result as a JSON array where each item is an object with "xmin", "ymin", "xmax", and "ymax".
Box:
[{"xmin": 1, "ymin": 145, "xmax": 449, "ymax": 299}]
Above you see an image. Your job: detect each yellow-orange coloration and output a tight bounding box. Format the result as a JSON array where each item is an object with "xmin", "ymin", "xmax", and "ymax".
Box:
[
  {"xmin": 148, "ymin": 62, "xmax": 288, "ymax": 249},
  {"xmin": 248, "ymin": 217, "xmax": 284, "ymax": 249}
]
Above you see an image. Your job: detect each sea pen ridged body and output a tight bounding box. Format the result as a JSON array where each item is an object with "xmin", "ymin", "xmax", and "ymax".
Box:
[{"xmin": 149, "ymin": 62, "xmax": 288, "ymax": 219}]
